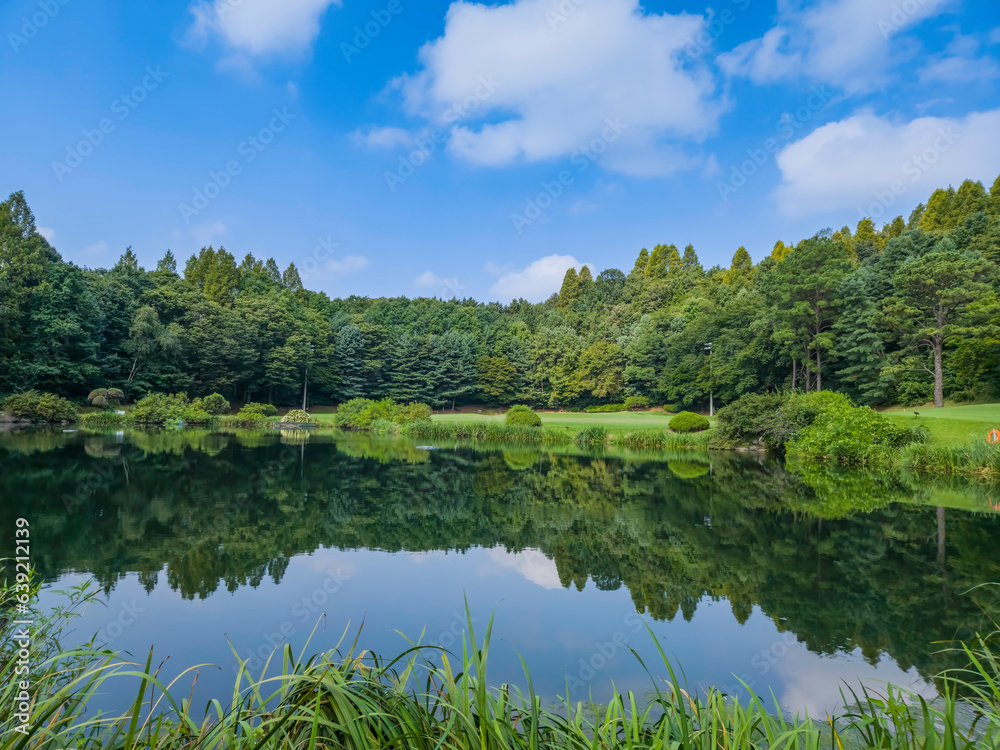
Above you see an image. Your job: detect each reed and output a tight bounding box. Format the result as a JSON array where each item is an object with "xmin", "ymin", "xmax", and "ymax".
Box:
[{"xmin": 5, "ymin": 575, "xmax": 1000, "ymax": 749}]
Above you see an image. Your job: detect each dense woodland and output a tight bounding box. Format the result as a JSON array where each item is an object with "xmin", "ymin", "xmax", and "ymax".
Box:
[{"xmin": 2, "ymin": 176, "xmax": 999, "ymax": 410}]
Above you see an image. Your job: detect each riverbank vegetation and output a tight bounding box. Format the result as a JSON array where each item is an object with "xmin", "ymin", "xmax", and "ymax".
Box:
[
  {"xmin": 3, "ymin": 573, "xmax": 1000, "ymax": 749},
  {"xmin": 2, "ymin": 177, "xmax": 999, "ymax": 415}
]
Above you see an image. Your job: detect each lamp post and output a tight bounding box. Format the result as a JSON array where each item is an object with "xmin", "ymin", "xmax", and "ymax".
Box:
[{"xmin": 704, "ymin": 342, "xmax": 713, "ymax": 417}]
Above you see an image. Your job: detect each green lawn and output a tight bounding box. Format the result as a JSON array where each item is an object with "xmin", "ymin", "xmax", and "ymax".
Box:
[{"xmin": 882, "ymin": 403, "xmax": 1000, "ymax": 445}]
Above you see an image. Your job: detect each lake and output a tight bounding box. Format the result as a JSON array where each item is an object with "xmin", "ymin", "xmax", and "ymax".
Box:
[{"xmin": 2, "ymin": 428, "xmax": 999, "ymax": 717}]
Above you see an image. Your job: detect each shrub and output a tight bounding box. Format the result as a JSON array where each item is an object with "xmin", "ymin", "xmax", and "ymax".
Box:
[
  {"xmin": 661, "ymin": 403, "xmax": 679, "ymax": 414},
  {"xmin": 87, "ymin": 388, "xmax": 124, "ymax": 410},
  {"xmin": 231, "ymin": 403, "xmax": 278, "ymax": 424},
  {"xmin": 585, "ymin": 403, "xmax": 625, "ymax": 413},
  {"xmin": 2, "ymin": 391, "xmax": 78, "ymax": 422},
  {"xmin": 712, "ymin": 391, "xmax": 849, "ymax": 450},
  {"xmin": 281, "ymin": 409, "xmax": 313, "ymax": 423},
  {"xmin": 624, "ymin": 396, "xmax": 650, "ymax": 411},
  {"xmin": 397, "ymin": 401, "xmax": 432, "ymax": 424},
  {"xmin": 333, "ymin": 398, "xmax": 430, "ymax": 429},
  {"xmin": 182, "ymin": 407, "xmax": 212, "ymax": 424},
  {"xmin": 787, "ymin": 400, "xmax": 922, "ymax": 465},
  {"xmin": 196, "ymin": 393, "xmax": 231, "ymax": 415},
  {"xmin": 130, "ymin": 393, "xmax": 190, "ymax": 423},
  {"xmin": 505, "ymin": 405, "xmax": 542, "ymax": 427},
  {"xmin": 669, "ymin": 411, "xmax": 710, "ymax": 433}
]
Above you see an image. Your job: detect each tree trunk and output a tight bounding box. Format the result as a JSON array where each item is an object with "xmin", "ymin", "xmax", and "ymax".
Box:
[
  {"xmin": 933, "ymin": 338, "xmax": 944, "ymax": 408},
  {"xmin": 792, "ymin": 359, "xmax": 797, "ymax": 393},
  {"xmin": 816, "ymin": 348, "xmax": 822, "ymax": 392}
]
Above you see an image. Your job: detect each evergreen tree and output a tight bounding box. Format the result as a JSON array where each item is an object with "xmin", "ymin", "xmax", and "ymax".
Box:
[
  {"xmin": 921, "ymin": 187, "xmax": 957, "ymax": 231},
  {"xmin": 833, "ymin": 270, "xmax": 889, "ymax": 404},
  {"xmin": 557, "ymin": 267, "xmax": 581, "ymax": 309},
  {"xmin": 282, "ymin": 263, "xmax": 304, "ymax": 295},
  {"xmin": 335, "ymin": 325, "xmax": 367, "ymax": 400},
  {"xmin": 631, "ymin": 248, "xmax": 649, "ymax": 276},
  {"xmin": 156, "ymin": 250, "xmax": 177, "ymax": 274}
]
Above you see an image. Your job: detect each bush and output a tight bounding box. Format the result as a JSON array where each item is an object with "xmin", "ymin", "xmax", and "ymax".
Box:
[
  {"xmin": 2, "ymin": 391, "xmax": 78, "ymax": 422},
  {"xmin": 231, "ymin": 403, "xmax": 278, "ymax": 424},
  {"xmin": 130, "ymin": 393, "xmax": 190, "ymax": 423},
  {"xmin": 505, "ymin": 405, "xmax": 542, "ymax": 427},
  {"xmin": 624, "ymin": 396, "xmax": 650, "ymax": 411},
  {"xmin": 585, "ymin": 403, "xmax": 625, "ymax": 413},
  {"xmin": 669, "ymin": 411, "xmax": 710, "ymax": 433},
  {"xmin": 333, "ymin": 398, "xmax": 432, "ymax": 429},
  {"xmin": 281, "ymin": 409, "xmax": 313, "ymax": 423},
  {"xmin": 787, "ymin": 400, "xmax": 923, "ymax": 465},
  {"xmin": 661, "ymin": 403, "xmax": 679, "ymax": 414},
  {"xmin": 712, "ymin": 391, "xmax": 849, "ymax": 450},
  {"xmin": 196, "ymin": 393, "xmax": 231, "ymax": 415},
  {"xmin": 87, "ymin": 388, "xmax": 124, "ymax": 410}
]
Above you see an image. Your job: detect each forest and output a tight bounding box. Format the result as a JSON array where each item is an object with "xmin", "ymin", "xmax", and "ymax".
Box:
[{"xmin": 1, "ymin": 176, "xmax": 999, "ymax": 411}]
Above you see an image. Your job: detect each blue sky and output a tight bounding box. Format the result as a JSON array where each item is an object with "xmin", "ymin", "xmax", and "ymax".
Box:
[{"xmin": 2, "ymin": 0, "xmax": 999, "ymax": 302}]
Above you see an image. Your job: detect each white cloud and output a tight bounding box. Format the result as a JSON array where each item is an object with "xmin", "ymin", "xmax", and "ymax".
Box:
[
  {"xmin": 352, "ymin": 126, "xmax": 413, "ymax": 149},
  {"xmin": 488, "ymin": 254, "xmax": 591, "ymax": 303},
  {"xmin": 414, "ymin": 271, "xmax": 467, "ymax": 297},
  {"xmin": 392, "ymin": 0, "xmax": 724, "ymax": 176},
  {"xmin": 568, "ymin": 199, "xmax": 599, "ymax": 216},
  {"xmin": 191, "ymin": 220, "xmax": 227, "ymax": 246},
  {"xmin": 37, "ymin": 226, "xmax": 55, "ymax": 243},
  {"xmin": 773, "ymin": 107, "xmax": 1000, "ymax": 218},
  {"xmin": 483, "ymin": 548, "xmax": 562, "ymax": 590},
  {"xmin": 918, "ymin": 30, "xmax": 1000, "ymax": 84},
  {"xmin": 324, "ymin": 255, "xmax": 368, "ymax": 274},
  {"xmin": 184, "ymin": 0, "xmax": 340, "ymax": 57},
  {"xmin": 718, "ymin": 0, "xmax": 951, "ymax": 92}
]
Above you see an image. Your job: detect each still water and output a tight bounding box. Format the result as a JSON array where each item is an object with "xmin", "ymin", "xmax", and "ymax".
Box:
[{"xmin": 2, "ymin": 428, "xmax": 999, "ymax": 716}]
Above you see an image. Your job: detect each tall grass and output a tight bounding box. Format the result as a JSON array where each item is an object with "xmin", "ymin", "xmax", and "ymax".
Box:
[
  {"xmin": 403, "ymin": 420, "xmax": 573, "ymax": 445},
  {"xmin": 6, "ymin": 575, "xmax": 1000, "ymax": 749},
  {"xmin": 900, "ymin": 439, "xmax": 1000, "ymax": 476}
]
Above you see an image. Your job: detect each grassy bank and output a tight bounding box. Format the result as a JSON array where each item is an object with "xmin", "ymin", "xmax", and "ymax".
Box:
[
  {"xmin": 4, "ymin": 577, "xmax": 1000, "ymax": 749},
  {"xmin": 883, "ymin": 403, "xmax": 1000, "ymax": 445}
]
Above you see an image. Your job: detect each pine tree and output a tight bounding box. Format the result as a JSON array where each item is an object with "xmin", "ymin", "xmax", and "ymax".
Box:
[
  {"xmin": 631, "ymin": 248, "xmax": 649, "ymax": 276},
  {"xmin": 557, "ymin": 267, "xmax": 580, "ymax": 309},
  {"xmin": 771, "ymin": 240, "xmax": 792, "ymax": 262},
  {"xmin": 921, "ymin": 187, "xmax": 957, "ymax": 231},
  {"xmin": 156, "ymin": 250, "xmax": 177, "ymax": 274},
  {"xmin": 264, "ymin": 258, "xmax": 282, "ymax": 283},
  {"xmin": 833, "ymin": 270, "xmax": 889, "ymax": 404},
  {"xmin": 681, "ymin": 244, "xmax": 703, "ymax": 274},
  {"xmin": 435, "ymin": 330, "xmax": 478, "ymax": 409},
  {"xmin": 282, "ymin": 263, "xmax": 304, "ymax": 295},
  {"xmin": 335, "ymin": 325, "xmax": 367, "ymax": 400},
  {"xmin": 114, "ymin": 247, "xmax": 142, "ymax": 274},
  {"xmin": 645, "ymin": 244, "xmax": 681, "ymax": 278}
]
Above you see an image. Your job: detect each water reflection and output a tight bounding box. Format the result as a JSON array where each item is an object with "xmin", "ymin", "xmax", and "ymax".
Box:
[{"xmin": 1, "ymin": 427, "xmax": 998, "ymax": 713}]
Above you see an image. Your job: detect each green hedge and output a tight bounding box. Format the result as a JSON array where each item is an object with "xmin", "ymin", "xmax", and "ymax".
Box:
[{"xmin": 334, "ymin": 398, "xmax": 433, "ymax": 429}]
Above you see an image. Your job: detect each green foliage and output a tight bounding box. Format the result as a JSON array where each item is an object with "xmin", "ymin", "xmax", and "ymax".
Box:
[
  {"xmin": 128, "ymin": 392, "xmax": 217, "ymax": 424},
  {"xmin": 574, "ymin": 425, "xmax": 609, "ymax": 445},
  {"xmin": 585, "ymin": 403, "xmax": 626, "ymax": 413},
  {"xmin": 624, "ymin": 395, "xmax": 650, "ymax": 410},
  {"xmin": 87, "ymin": 388, "xmax": 124, "ymax": 409},
  {"xmin": 194, "ymin": 392, "xmax": 231, "ymax": 415},
  {"xmin": 505, "ymin": 404, "xmax": 542, "ymax": 427},
  {"xmin": 280, "ymin": 409, "xmax": 313, "ymax": 423},
  {"xmin": 787, "ymin": 400, "xmax": 925, "ymax": 465},
  {"xmin": 334, "ymin": 398, "xmax": 432, "ymax": 429},
  {"xmin": 669, "ymin": 411, "xmax": 709, "ymax": 433},
  {"xmin": 230, "ymin": 402, "xmax": 278, "ymax": 425},
  {"xmin": 1, "ymin": 390, "xmax": 77, "ymax": 422}
]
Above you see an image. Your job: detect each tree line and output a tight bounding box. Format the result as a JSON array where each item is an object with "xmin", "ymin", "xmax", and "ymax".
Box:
[{"xmin": 1, "ymin": 175, "xmax": 998, "ymax": 409}]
